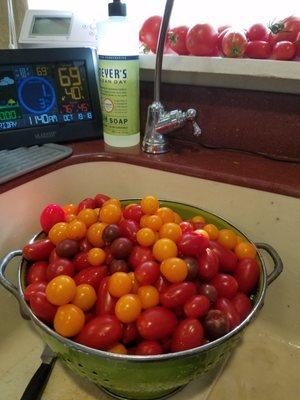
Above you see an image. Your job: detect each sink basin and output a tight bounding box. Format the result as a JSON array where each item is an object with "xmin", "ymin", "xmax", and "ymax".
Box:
[{"xmin": 0, "ymin": 161, "xmax": 299, "ymax": 400}]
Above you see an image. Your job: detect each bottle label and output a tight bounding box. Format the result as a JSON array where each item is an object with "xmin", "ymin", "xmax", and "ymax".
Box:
[{"xmin": 98, "ymin": 55, "xmax": 140, "ymax": 136}]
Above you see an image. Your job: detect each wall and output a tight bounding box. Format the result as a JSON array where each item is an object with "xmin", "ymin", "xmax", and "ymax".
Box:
[{"xmin": 0, "ymin": 0, "xmax": 27, "ymax": 49}]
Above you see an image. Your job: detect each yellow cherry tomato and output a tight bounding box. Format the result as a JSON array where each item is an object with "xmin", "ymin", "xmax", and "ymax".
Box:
[
  {"xmin": 102, "ymin": 198, "xmax": 121, "ymax": 208},
  {"xmin": 46, "ymin": 275, "xmax": 76, "ymax": 306},
  {"xmin": 71, "ymin": 284, "xmax": 97, "ymax": 311},
  {"xmin": 136, "ymin": 228, "xmax": 156, "ymax": 247},
  {"xmin": 137, "ymin": 285, "xmax": 159, "ymax": 309},
  {"xmin": 65, "ymin": 213, "xmax": 77, "ymax": 223},
  {"xmin": 107, "ymin": 343, "xmax": 128, "ymax": 355},
  {"xmin": 152, "ymin": 238, "xmax": 178, "ymax": 262},
  {"xmin": 87, "ymin": 247, "xmax": 106, "ymax": 266},
  {"xmin": 77, "ymin": 208, "xmax": 98, "ymax": 227},
  {"xmin": 87, "ymin": 222, "xmax": 108, "ymax": 247},
  {"xmin": 67, "ymin": 220, "xmax": 87, "ymax": 241},
  {"xmin": 173, "ymin": 212, "xmax": 183, "ymax": 224},
  {"xmin": 203, "ymin": 224, "xmax": 219, "ymax": 240},
  {"xmin": 218, "ymin": 229, "xmax": 237, "ymax": 250},
  {"xmin": 99, "ymin": 204, "xmax": 122, "ymax": 224},
  {"xmin": 142, "ymin": 214, "xmax": 163, "ymax": 231},
  {"xmin": 155, "ymin": 207, "xmax": 175, "ymax": 223},
  {"xmin": 160, "ymin": 257, "xmax": 188, "ymax": 283},
  {"xmin": 108, "ymin": 272, "xmax": 132, "ymax": 298},
  {"xmin": 115, "ymin": 294, "xmax": 142, "ymax": 323},
  {"xmin": 140, "ymin": 195, "xmax": 160, "ymax": 215},
  {"xmin": 235, "ymin": 242, "xmax": 257, "ymax": 259},
  {"xmin": 48, "ymin": 222, "xmax": 69, "ymax": 245},
  {"xmin": 63, "ymin": 203, "xmax": 78, "ymax": 215},
  {"xmin": 191, "ymin": 215, "xmax": 206, "ymax": 223},
  {"xmin": 159, "ymin": 222, "xmax": 182, "ymax": 242},
  {"xmin": 236, "ymin": 236, "xmax": 244, "ymax": 245},
  {"xmin": 54, "ymin": 304, "xmax": 85, "ymax": 337}
]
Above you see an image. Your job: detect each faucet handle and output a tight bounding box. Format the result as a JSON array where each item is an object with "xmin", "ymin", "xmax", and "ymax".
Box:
[{"xmin": 186, "ymin": 108, "xmax": 202, "ymax": 136}]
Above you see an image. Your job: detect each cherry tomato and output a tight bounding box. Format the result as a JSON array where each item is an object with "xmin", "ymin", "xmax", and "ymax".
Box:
[
  {"xmin": 222, "ymin": 30, "xmax": 247, "ymax": 57},
  {"xmin": 119, "ymin": 219, "xmax": 140, "ymax": 242},
  {"xmin": 102, "ymin": 224, "xmax": 121, "ymax": 244},
  {"xmin": 160, "ymin": 282, "xmax": 196, "ymax": 308},
  {"xmin": 79, "ymin": 238, "xmax": 93, "ymax": 253},
  {"xmin": 159, "ymin": 223, "xmax": 182, "ymax": 242},
  {"xmin": 108, "ymin": 343, "xmax": 127, "ymax": 355},
  {"xmin": 77, "ymin": 208, "xmax": 98, "ymax": 227},
  {"xmin": 203, "ymin": 224, "xmax": 219, "ymax": 240},
  {"xmin": 234, "ymin": 242, "xmax": 257, "ymax": 260},
  {"xmin": 295, "ymin": 32, "xmax": 300, "ymax": 57},
  {"xmin": 99, "ymin": 204, "xmax": 122, "ymax": 224},
  {"xmin": 135, "ymin": 340, "xmax": 163, "ymax": 355},
  {"xmin": 203, "ymin": 309, "xmax": 230, "ymax": 339},
  {"xmin": 137, "ymin": 307, "xmax": 177, "ymax": 341},
  {"xmin": 65, "ymin": 213, "xmax": 77, "ymax": 223},
  {"xmin": 55, "ymin": 239, "xmax": 79, "ymax": 259},
  {"xmin": 210, "ymin": 241, "xmax": 238, "ymax": 273},
  {"xmin": 96, "ymin": 276, "xmax": 117, "ymax": 316},
  {"xmin": 179, "ymin": 221, "xmax": 194, "ymax": 234},
  {"xmin": 63, "ymin": 203, "xmax": 78, "ymax": 216},
  {"xmin": 141, "ymin": 214, "xmax": 163, "ymax": 231},
  {"xmin": 46, "ymin": 275, "xmax": 76, "ymax": 306},
  {"xmin": 87, "ymin": 222, "xmax": 107, "ymax": 247},
  {"xmin": 26, "ymin": 261, "xmax": 48, "ymax": 284},
  {"xmin": 160, "ymin": 257, "xmax": 188, "ymax": 283},
  {"xmin": 123, "ymin": 203, "xmax": 143, "ymax": 222},
  {"xmin": 77, "ymin": 198, "xmax": 96, "ymax": 212},
  {"xmin": 72, "ymin": 283, "xmax": 97, "ymax": 311},
  {"xmin": 128, "ymin": 271, "xmax": 140, "ymax": 294},
  {"xmin": 184, "ymin": 257, "xmax": 199, "ymax": 281},
  {"xmin": 198, "ymin": 247, "xmax": 219, "ymax": 280},
  {"xmin": 186, "ymin": 24, "xmax": 218, "ymax": 56},
  {"xmin": 247, "ymin": 23, "xmax": 269, "ymax": 41},
  {"xmin": 46, "ymin": 258, "xmax": 75, "ymax": 281},
  {"xmin": 211, "ymin": 273, "xmax": 238, "ymax": 299},
  {"xmin": 138, "ymin": 285, "xmax": 159, "ymax": 309},
  {"xmin": 109, "ymin": 259, "xmax": 129, "ymax": 274},
  {"xmin": 272, "ymin": 41, "xmax": 296, "ymax": 60},
  {"xmin": 154, "ymin": 275, "xmax": 169, "ymax": 293},
  {"xmin": 218, "ymin": 25, "xmax": 231, "ymax": 34},
  {"xmin": 48, "ymin": 222, "xmax": 69, "ymax": 245},
  {"xmin": 76, "ymin": 315, "xmax": 123, "ymax": 350},
  {"xmin": 177, "ymin": 232, "xmax": 209, "ymax": 257},
  {"xmin": 67, "ymin": 220, "xmax": 87, "ymax": 241},
  {"xmin": 108, "ymin": 272, "xmax": 132, "ymax": 297},
  {"xmin": 215, "ymin": 297, "xmax": 240, "ymax": 329},
  {"xmin": 115, "ymin": 294, "xmax": 142, "ymax": 323},
  {"xmin": 246, "ymin": 41, "xmax": 271, "ymax": 59},
  {"xmin": 173, "ymin": 212, "xmax": 182, "ymax": 224},
  {"xmin": 218, "ymin": 229, "xmax": 237, "ymax": 250},
  {"xmin": 171, "ymin": 318, "xmax": 204, "ymax": 352},
  {"xmin": 231, "ymin": 292, "xmax": 252, "ymax": 320},
  {"xmin": 155, "ymin": 207, "xmax": 175, "ymax": 224},
  {"xmin": 184, "ymin": 295, "xmax": 210, "ymax": 319},
  {"xmin": 122, "ymin": 322, "xmax": 140, "ymax": 344},
  {"xmin": 135, "ymin": 261, "xmax": 160, "ymax": 285},
  {"xmin": 269, "ymin": 16, "xmax": 300, "ymax": 46},
  {"xmin": 136, "ymin": 228, "xmax": 156, "ymax": 247},
  {"xmin": 217, "ymin": 27, "xmax": 231, "ymax": 51},
  {"xmin": 111, "ymin": 237, "xmax": 133, "ymax": 259},
  {"xmin": 54, "ymin": 304, "xmax": 85, "ymax": 337},
  {"xmin": 139, "ymin": 16, "xmax": 162, "ymax": 53},
  {"xmin": 153, "ymin": 238, "xmax": 178, "ymax": 262},
  {"xmin": 87, "ymin": 248, "xmax": 106, "ymax": 266},
  {"xmin": 23, "ymin": 239, "xmax": 55, "ymax": 261},
  {"xmin": 233, "ymin": 258, "xmax": 260, "ymax": 294},
  {"xmin": 168, "ymin": 25, "xmax": 189, "ymax": 55},
  {"xmin": 29, "ymin": 292, "xmax": 57, "ymax": 323},
  {"xmin": 129, "ymin": 246, "xmax": 154, "ymax": 269},
  {"xmin": 49, "ymin": 248, "xmax": 60, "ymax": 264},
  {"xmin": 140, "ymin": 195, "xmax": 159, "ymax": 215},
  {"xmin": 103, "ymin": 198, "xmax": 121, "ymax": 208},
  {"xmin": 94, "ymin": 193, "xmax": 110, "ymax": 208},
  {"xmin": 24, "ymin": 281, "xmax": 46, "ymax": 302},
  {"xmin": 197, "ymin": 283, "xmax": 218, "ymax": 303},
  {"xmin": 74, "ymin": 266, "xmax": 108, "ymax": 290},
  {"xmin": 73, "ymin": 252, "xmax": 93, "ymax": 272},
  {"xmin": 40, "ymin": 203, "xmax": 65, "ymax": 233}
]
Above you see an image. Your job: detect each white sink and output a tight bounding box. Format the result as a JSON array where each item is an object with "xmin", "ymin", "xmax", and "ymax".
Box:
[{"xmin": 0, "ymin": 161, "xmax": 299, "ymax": 400}]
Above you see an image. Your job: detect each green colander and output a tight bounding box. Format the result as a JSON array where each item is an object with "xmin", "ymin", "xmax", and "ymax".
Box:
[{"xmin": 0, "ymin": 200, "xmax": 283, "ymax": 400}]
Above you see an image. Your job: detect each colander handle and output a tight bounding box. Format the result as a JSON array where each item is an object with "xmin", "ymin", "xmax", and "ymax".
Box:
[
  {"xmin": 255, "ymin": 242, "xmax": 283, "ymax": 286},
  {"xmin": 0, "ymin": 250, "xmax": 30, "ymax": 319}
]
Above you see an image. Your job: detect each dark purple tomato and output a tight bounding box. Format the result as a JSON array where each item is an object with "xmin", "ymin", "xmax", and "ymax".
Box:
[
  {"xmin": 171, "ymin": 318, "xmax": 204, "ymax": 352},
  {"xmin": 29, "ymin": 292, "xmax": 57, "ymax": 323},
  {"xmin": 215, "ymin": 297, "xmax": 241, "ymax": 329},
  {"xmin": 197, "ymin": 283, "xmax": 218, "ymax": 303},
  {"xmin": 211, "ymin": 273, "xmax": 238, "ymax": 299},
  {"xmin": 135, "ymin": 340, "xmax": 163, "ymax": 355},
  {"xmin": 184, "ymin": 295, "xmax": 210, "ymax": 318},
  {"xmin": 26, "ymin": 261, "xmax": 48, "ymax": 285},
  {"xmin": 46, "ymin": 258, "xmax": 75, "ymax": 281},
  {"xmin": 160, "ymin": 282, "xmax": 197, "ymax": 308},
  {"xmin": 109, "ymin": 259, "xmax": 130, "ymax": 274},
  {"xmin": 137, "ymin": 307, "xmax": 177, "ymax": 341},
  {"xmin": 74, "ymin": 266, "xmax": 108, "ymax": 290},
  {"xmin": 96, "ymin": 276, "xmax": 117, "ymax": 316},
  {"xmin": 123, "ymin": 204, "xmax": 143, "ymax": 222},
  {"xmin": 198, "ymin": 247, "xmax": 219, "ymax": 280},
  {"xmin": 233, "ymin": 258, "xmax": 260, "ymax": 294},
  {"xmin": 135, "ymin": 261, "xmax": 160, "ymax": 285},
  {"xmin": 79, "ymin": 238, "xmax": 93, "ymax": 252},
  {"xmin": 231, "ymin": 292, "xmax": 252, "ymax": 320},
  {"xmin": 73, "ymin": 252, "xmax": 93, "ymax": 272},
  {"xmin": 122, "ymin": 322, "xmax": 140, "ymax": 345},
  {"xmin": 118, "ymin": 219, "xmax": 139, "ymax": 242},
  {"xmin": 184, "ymin": 257, "xmax": 199, "ymax": 281},
  {"xmin": 203, "ymin": 309, "xmax": 230, "ymax": 339},
  {"xmin": 102, "ymin": 224, "xmax": 121, "ymax": 244},
  {"xmin": 24, "ymin": 281, "xmax": 47, "ymax": 302},
  {"xmin": 129, "ymin": 246, "xmax": 154, "ymax": 269},
  {"xmin": 55, "ymin": 239, "xmax": 79, "ymax": 259},
  {"xmin": 111, "ymin": 237, "xmax": 133, "ymax": 259},
  {"xmin": 209, "ymin": 241, "xmax": 238, "ymax": 273},
  {"xmin": 177, "ymin": 232, "xmax": 209, "ymax": 257}
]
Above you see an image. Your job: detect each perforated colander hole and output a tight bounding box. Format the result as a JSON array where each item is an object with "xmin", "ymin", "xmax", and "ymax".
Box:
[
  {"xmin": 92, "ymin": 371, "xmax": 98, "ymax": 375},
  {"xmin": 78, "ymin": 363, "xmax": 83, "ymax": 368}
]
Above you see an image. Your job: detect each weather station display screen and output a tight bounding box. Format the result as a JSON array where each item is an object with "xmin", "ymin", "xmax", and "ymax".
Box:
[{"xmin": 0, "ymin": 61, "xmax": 94, "ymax": 133}]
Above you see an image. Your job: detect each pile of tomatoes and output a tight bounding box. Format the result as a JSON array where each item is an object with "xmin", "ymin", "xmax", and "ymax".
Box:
[
  {"xmin": 140, "ymin": 15, "xmax": 300, "ymax": 61},
  {"xmin": 23, "ymin": 194, "xmax": 260, "ymax": 356}
]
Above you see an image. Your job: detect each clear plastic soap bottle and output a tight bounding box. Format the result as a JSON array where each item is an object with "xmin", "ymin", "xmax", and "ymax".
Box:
[{"xmin": 97, "ymin": 0, "xmax": 140, "ymax": 147}]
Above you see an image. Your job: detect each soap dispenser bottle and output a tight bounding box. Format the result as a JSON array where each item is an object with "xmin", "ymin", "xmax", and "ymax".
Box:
[{"xmin": 97, "ymin": 0, "xmax": 140, "ymax": 147}]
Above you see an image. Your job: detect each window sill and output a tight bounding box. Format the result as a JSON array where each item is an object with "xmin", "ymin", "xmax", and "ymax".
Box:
[{"xmin": 139, "ymin": 54, "xmax": 300, "ymax": 94}]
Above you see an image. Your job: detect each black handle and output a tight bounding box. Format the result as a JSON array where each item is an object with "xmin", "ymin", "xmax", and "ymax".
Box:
[{"xmin": 20, "ymin": 360, "xmax": 55, "ymax": 400}]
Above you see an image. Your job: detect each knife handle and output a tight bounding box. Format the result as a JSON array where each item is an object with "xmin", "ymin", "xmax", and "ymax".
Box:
[{"xmin": 20, "ymin": 359, "xmax": 55, "ymax": 400}]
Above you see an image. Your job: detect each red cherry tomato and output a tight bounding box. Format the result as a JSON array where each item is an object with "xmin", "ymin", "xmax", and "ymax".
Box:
[
  {"xmin": 186, "ymin": 24, "xmax": 218, "ymax": 56},
  {"xmin": 77, "ymin": 198, "xmax": 96, "ymax": 212},
  {"xmin": 139, "ymin": 16, "xmax": 162, "ymax": 53},
  {"xmin": 23, "ymin": 239, "xmax": 55, "ymax": 261},
  {"xmin": 135, "ymin": 340, "xmax": 163, "ymax": 355},
  {"xmin": 122, "ymin": 322, "xmax": 140, "ymax": 345},
  {"xmin": 96, "ymin": 276, "xmax": 117, "ymax": 315},
  {"xmin": 217, "ymin": 27, "xmax": 230, "ymax": 51},
  {"xmin": 79, "ymin": 238, "xmax": 93, "ymax": 253},
  {"xmin": 211, "ymin": 273, "xmax": 238, "ymax": 299},
  {"xmin": 218, "ymin": 25, "xmax": 231, "ymax": 34},
  {"xmin": 26, "ymin": 261, "xmax": 48, "ymax": 284},
  {"xmin": 160, "ymin": 282, "xmax": 197, "ymax": 308},
  {"xmin": 295, "ymin": 32, "xmax": 300, "ymax": 58},
  {"xmin": 209, "ymin": 241, "xmax": 238, "ymax": 273},
  {"xmin": 94, "ymin": 193, "xmax": 110, "ymax": 208},
  {"xmin": 246, "ymin": 41, "xmax": 271, "ymax": 59},
  {"xmin": 49, "ymin": 248, "xmax": 60, "ymax": 264},
  {"xmin": 179, "ymin": 221, "xmax": 194, "ymax": 234},
  {"xmin": 154, "ymin": 275, "xmax": 169, "ymax": 293},
  {"xmin": 272, "ymin": 41, "xmax": 296, "ymax": 60},
  {"xmin": 233, "ymin": 258, "xmax": 260, "ymax": 294},
  {"xmin": 118, "ymin": 219, "xmax": 139, "ymax": 242},
  {"xmin": 73, "ymin": 252, "xmax": 93, "ymax": 271},
  {"xmin": 231, "ymin": 292, "xmax": 252, "ymax": 320},
  {"xmin": 137, "ymin": 307, "xmax": 177, "ymax": 341},
  {"xmin": 123, "ymin": 204, "xmax": 143, "ymax": 222},
  {"xmin": 247, "ymin": 23, "xmax": 269, "ymax": 41},
  {"xmin": 198, "ymin": 247, "xmax": 219, "ymax": 280},
  {"xmin": 222, "ymin": 30, "xmax": 248, "ymax": 57},
  {"xmin": 29, "ymin": 292, "xmax": 57, "ymax": 323},
  {"xmin": 215, "ymin": 297, "xmax": 240, "ymax": 329},
  {"xmin": 76, "ymin": 315, "xmax": 123, "ymax": 350},
  {"xmin": 177, "ymin": 232, "xmax": 209, "ymax": 257},
  {"xmin": 135, "ymin": 261, "xmax": 160, "ymax": 285},
  {"xmin": 183, "ymin": 295, "xmax": 210, "ymax": 318},
  {"xmin": 171, "ymin": 318, "xmax": 204, "ymax": 352},
  {"xmin": 197, "ymin": 283, "xmax": 218, "ymax": 303},
  {"xmin": 129, "ymin": 246, "xmax": 154, "ymax": 269},
  {"xmin": 24, "ymin": 281, "xmax": 47, "ymax": 302},
  {"xmin": 40, "ymin": 203, "xmax": 65, "ymax": 233},
  {"xmin": 74, "ymin": 266, "xmax": 108, "ymax": 290},
  {"xmin": 168, "ymin": 25, "xmax": 189, "ymax": 55},
  {"xmin": 269, "ymin": 16, "xmax": 300, "ymax": 47},
  {"xmin": 46, "ymin": 258, "xmax": 75, "ymax": 281}
]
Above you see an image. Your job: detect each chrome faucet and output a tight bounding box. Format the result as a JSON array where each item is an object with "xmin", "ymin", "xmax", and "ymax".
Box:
[{"xmin": 142, "ymin": 0, "xmax": 201, "ymax": 154}]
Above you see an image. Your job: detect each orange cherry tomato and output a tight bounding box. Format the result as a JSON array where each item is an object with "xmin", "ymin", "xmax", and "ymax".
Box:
[
  {"xmin": 54, "ymin": 304, "xmax": 85, "ymax": 337},
  {"xmin": 102, "ymin": 198, "xmax": 121, "ymax": 208},
  {"xmin": 191, "ymin": 215, "xmax": 206, "ymax": 223},
  {"xmin": 236, "ymin": 236, "xmax": 244, "ymax": 245},
  {"xmin": 67, "ymin": 220, "xmax": 87, "ymax": 241},
  {"xmin": 46, "ymin": 275, "xmax": 76, "ymax": 306},
  {"xmin": 107, "ymin": 343, "xmax": 128, "ymax": 355},
  {"xmin": 77, "ymin": 208, "xmax": 98, "ymax": 227},
  {"xmin": 136, "ymin": 228, "xmax": 156, "ymax": 247},
  {"xmin": 218, "ymin": 229, "xmax": 237, "ymax": 250},
  {"xmin": 128, "ymin": 272, "xmax": 140, "ymax": 294},
  {"xmin": 71, "ymin": 283, "xmax": 97, "ymax": 311},
  {"xmin": 173, "ymin": 212, "xmax": 183, "ymax": 224},
  {"xmin": 115, "ymin": 294, "xmax": 142, "ymax": 323},
  {"xmin": 65, "ymin": 213, "xmax": 77, "ymax": 223},
  {"xmin": 160, "ymin": 257, "xmax": 188, "ymax": 283},
  {"xmin": 159, "ymin": 223, "xmax": 182, "ymax": 242},
  {"xmin": 63, "ymin": 203, "xmax": 78, "ymax": 215},
  {"xmin": 108, "ymin": 272, "xmax": 132, "ymax": 298},
  {"xmin": 87, "ymin": 248, "xmax": 106, "ymax": 266},
  {"xmin": 48, "ymin": 222, "xmax": 69, "ymax": 245},
  {"xmin": 235, "ymin": 242, "xmax": 257, "ymax": 259},
  {"xmin": 152, "ymin": 238, "xmax": 178, "ymax": 262},
  {"xmin": 99, "ymin": 204, "xmax": 122, "ymax": 224},
  {"xmin": 87, "ymin": 222, "xmax": 108, "ymax": 247},
  {"xmin": 143, "ymin": 215, "xmax": 163, "ymax": 231},
  {"xmin": 203, "ymin": 224, "xmax": 219, "ymax": 240},
  {"xmin": 141, "ymin": 196, "xmax": 160, "ymax": 215},
  {"xmin": 156, "ymin": 207, "xmax": 175, "ymax": 223},
  {"xmin": 137, "ymin": 285, "xmax": 159, "ymax": 309},
  {"xmin": 94, "ymin": 208, "xmax": 100, "ymax": 219}
]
